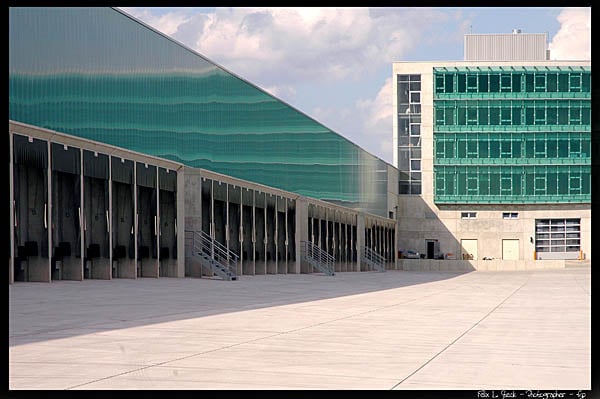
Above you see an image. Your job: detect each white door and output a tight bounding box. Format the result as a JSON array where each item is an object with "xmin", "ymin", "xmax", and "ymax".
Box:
[
  {"xmin": 461, "ymin": 239, "xmax": 478, "ymax": 260},
  {"xmin": 502, "ymin": 239, "xmax": 519, "ymax": 260}
]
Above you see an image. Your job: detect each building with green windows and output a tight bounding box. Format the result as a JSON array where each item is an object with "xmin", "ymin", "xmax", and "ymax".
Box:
[
  {"xmin": 393, "ymin": 32, "xmax": 591, "ymax": 264},
  {"xmin": 8, "ymin": 7, "xmax": 398, "ymax": 284}
]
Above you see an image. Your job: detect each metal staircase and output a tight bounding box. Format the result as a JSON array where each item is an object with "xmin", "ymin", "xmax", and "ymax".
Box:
[
  {"xmin": 186, "ymin": 230, "xmax": 239, "ymax": 281},
  {"xmin": 363, "ymin": 246, "xmax": 386, "ymax": 272},
  {"xmin": 301, "ymin": 241, "xmax": 335, "ymax": 276}
]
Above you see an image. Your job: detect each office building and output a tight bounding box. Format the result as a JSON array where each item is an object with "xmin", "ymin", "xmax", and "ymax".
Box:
[{"xmin": 393, "ymin": 31, "xmax": 591, "ymax": 266}]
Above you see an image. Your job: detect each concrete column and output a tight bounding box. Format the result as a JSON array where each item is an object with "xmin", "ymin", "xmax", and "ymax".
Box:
[
  {"xmin": 225, "ymin": 182, "xmax": 229, "ymax": 257},
  {"xmin": 155, "ymin": 166, "xmax": 160, "ymax": 278},
  {"xmin": 251, "ymin": 191, "xmax": 256, "ymax": 275},
  {"xmin": 295, "ymin": 197, "xmax": 308, "ymax": 274},
  {"xmin": 239, "ymin": 187, "xmax": 244, "ymax": 274},
  {"xmin": 274, "ymin": 195, "xmax": 278, "ymax": 273},
  {"xmin": 9, "ymin": 131, "xmax": 14, "ymax": 284},
  {"xmin": 176, "ymin": 167, "xmax": 185, "ymax": 277},
  {"xmin": 133, "ymin": 162, "xmax": 138, "ymax": 278},
  {"xmin": 284, "ymin": 197, "xmax": 288, "ymax": 272},
  {"xmin": 108, "ymin": 154, "xmax": 113, "ymax": 279},
  {"xmin": 183, "ymin": 171, "xmax": 202, "ymax": 278},
  {"xmin": 357, "ymin": 213, "xmax": 365, "ymax": 272},
  {"xmin": 395, "ymin": 209, "xmax": 399, "ymax": 270},
  {"xmin": 80, "ymin": 148, "xmax": 85, "ymax": 281}
]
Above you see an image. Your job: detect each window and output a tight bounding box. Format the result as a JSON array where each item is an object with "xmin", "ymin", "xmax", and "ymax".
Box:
[
  {"xmin": 569, "ymin": 74, "xmax": 581, "ymax": 92},
  {"xmin": 503, "ymin": 212, "xmax": 518, "ymax": 219},
  {"xmin": 398, "ymin": 74, "xmax": 421, "ymax": 196},
  {"xmin": 410, "ymin": 124, "xmax": 421, "ymax": 136},
  {"xmin": 467, "ymin": 75, "xmax": 478, "ymax": 92},
  {"xmin": 534, "ymin": 74, "xmax": 546, "ymax": 92},
  {"xmin": 461, "ymin": 212, "xmax": 477, "ymax": 219},
  {"xmin": 500, "ymin": 74, "xmax": 512, "ymax": 92},
  {"xmin": 435, "ymin": 75, "xmax": 445, "ymax": 93},
  {"xmin": 410, "ymin": 92, "xmax": 421, "ymax": 103},
  {"xmin": 410, "ymin": 160, "xmax": 421, "ymax": 171}
]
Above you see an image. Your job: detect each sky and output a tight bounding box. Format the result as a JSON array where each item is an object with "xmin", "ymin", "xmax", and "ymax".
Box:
[{"xmin": 120, "ymin": 7, "xmax": 591, "ymax": 165}]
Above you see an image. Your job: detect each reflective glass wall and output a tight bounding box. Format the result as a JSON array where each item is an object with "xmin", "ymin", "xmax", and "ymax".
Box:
[{"xmin": 9, "ymin": 7, "xmax": 390, "ymax": 217}]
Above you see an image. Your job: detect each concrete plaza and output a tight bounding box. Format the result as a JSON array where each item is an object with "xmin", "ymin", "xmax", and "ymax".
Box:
[{"xmin": 8, "ymin": 268, "xmax": 591, "ymax": 390}]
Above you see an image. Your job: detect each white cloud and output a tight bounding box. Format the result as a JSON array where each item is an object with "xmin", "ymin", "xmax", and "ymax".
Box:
[
  {"xmin": 356, "ymin": 77, "xmax": 394, "ymax": 161},
  {"xmin": 312, "ymin": 78, "xmax": 394, "ymax": 162},
  {"xmin": 262, "ymin": 84, "xmax": 297, "ymax": 102},
  {"xmin": 125, "ymin": 7, "xmax": 450, "ymax": 86},
  {"xmin": 121, "ymin": 7, "xmax": 192, "ymax": 36},
  {"xmin": 549, "ymin": 7, "xmax": 591, "ymax": 60},
  {"xmin": 357, "ymin": 77, "xmax": 393, "ymax": 133}
]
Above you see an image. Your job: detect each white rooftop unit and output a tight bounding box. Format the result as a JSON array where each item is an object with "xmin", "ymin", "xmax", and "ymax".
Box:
[{"xmin": 464, "ymin": 31, "xmax": 549, "ymax": 61}]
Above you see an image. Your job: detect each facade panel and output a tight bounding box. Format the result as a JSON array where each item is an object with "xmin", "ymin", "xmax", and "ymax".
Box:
[
  {"xmin": 432, "ymin": 66, "xmax": 591, "ymax": 204},
  {"xmin": 9, "ymin": 7, "xmax": 389, "ymax": 217},
  {"xmin": 465, "ymin": 33, "xmax": 548, "ymax": 61}
]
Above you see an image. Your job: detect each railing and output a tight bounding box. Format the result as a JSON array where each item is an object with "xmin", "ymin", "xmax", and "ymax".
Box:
[
  {"xmin": 185, "ymin": 230, "xmax": 239, "ymax": 280},
  {"xmin": 300, "ymin": 241, "xmax": 335, "ymax": 276},
  {"xmin": 363, "ymin": 246, "xmax": 386, "ymax": 272}
]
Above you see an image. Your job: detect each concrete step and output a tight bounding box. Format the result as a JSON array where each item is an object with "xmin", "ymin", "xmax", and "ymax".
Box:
[{"xmin": 565, "ymin": 260, "xmax": 591, "ymax": 268}]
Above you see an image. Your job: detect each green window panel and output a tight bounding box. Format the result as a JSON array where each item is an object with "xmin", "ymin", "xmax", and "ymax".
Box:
[
  {"xmin": 435, "ymin": 75, "xmax": 445, "ymax": 94},
  {"xmin": 582, "ymin": 73, "xmax": 591, "ymax": 92},
  {"xmin": 434, "ymin": 68, "xmax": 590, "ymax": 96},
  {"xmin": 435, "ymin": 132, "xmax": 590, "ymax": 164},
  {"xmin": 435, "ymin": 92, "xmax": 590, "ymax": 100},
  {"xmin": 489, "ymin": 74, "xmax": 500, "ymax": 93},
  {"xmin": 434, "ymin": 164, "xmax": 590, "ymax": 204},
  {"xmin": 435, "ymin": 108, "xmax": 445, "ymax": 125},
  {"xmin": 582, "ymin": 105, "xmax": 591, "ymax": 125},
  {"xmin": 547, "ymin": 73, "xmax": 558, "ymax": 92},
  {"xmin": 457, "ymin": 74, "xmax": 467, "ymax": 93},
  {"xmin": 434, "ymin": 66, "xmax": 590, "ymax": 74},
  {"xmin": 433, "ymin": 99, "xmax": 590, "ymax": 128},
  {"xmin": 435, "ymin": 125, "xmax": 590, "ymax": 134},
  {"xmin": 445, "ymin": 74, "xmax": 455, "ymax": 93},
  {"xmin": 558, "ymin": 73, "xmax": 570, "ymax": 91},
  {"xmin": 467, "ymin": 75, "xmax": 478, "ymax": 93}
]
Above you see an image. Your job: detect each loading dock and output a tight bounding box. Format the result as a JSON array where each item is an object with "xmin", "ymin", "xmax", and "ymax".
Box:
[
  {"xmin": 158, "ymin": 167, "xmax": 177, "ymax": 277},
  {"xmin": 111, "ymin": 157, "xmax": 135, "ymax": 278},
  {"xmin": 51, "ymin": 142, "xmax": 82, "ymax": 281},
  {"xmin": 83, "ymin": 150, "xmax": 110, "ymax": 280},
  {"xmin": 13, "ymin": 134, "xmax": 49, "ymax": 282},
  {"xmin": 10, "ymin": 123, "xmax": 397, "ymax": 284},
  {"xmin": 136, "ymin": 163, "xmax": 158, "ymax": 278}
]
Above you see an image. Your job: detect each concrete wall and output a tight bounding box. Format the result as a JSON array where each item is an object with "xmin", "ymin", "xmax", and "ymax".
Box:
[
  {"xmin": 396, "ymin": 195, "xmax": 591, "ymax": 262},
  {"xmin": 399, "ymin": 258, "xmax": 588, "ymax": 272}
]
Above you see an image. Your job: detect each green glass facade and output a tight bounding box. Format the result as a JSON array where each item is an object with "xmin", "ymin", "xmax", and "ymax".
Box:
[
  {"xmin": 433, "ymin": 66, "xmax": 591, "ymax": 204},
  {"xmin": 9, "ymin": 7, "xmax": 389, "ymax": 216}
]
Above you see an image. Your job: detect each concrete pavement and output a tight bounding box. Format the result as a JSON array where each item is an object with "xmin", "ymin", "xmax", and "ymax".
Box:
[{"xmin": 8, "ymin": 268, "xmax": 591, "ymax": 390}]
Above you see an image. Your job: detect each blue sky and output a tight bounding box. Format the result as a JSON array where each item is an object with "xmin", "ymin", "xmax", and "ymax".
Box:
[{"xmin": 121, "ymin": 7, "xmax": 591, "ymax": 164}]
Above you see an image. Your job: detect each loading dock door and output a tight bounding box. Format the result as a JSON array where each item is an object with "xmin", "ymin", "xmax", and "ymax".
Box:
[
  {"xmin": 502, "ymin": 239, "xmax": 519, "ymax": 260},
  {"xmin": 461, "ymin": 239, "xmax": 478, "ymax": 260}
]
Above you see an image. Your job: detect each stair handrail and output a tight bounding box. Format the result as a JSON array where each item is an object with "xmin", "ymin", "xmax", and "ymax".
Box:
[
  {"xmin": 186, "ymin": 230, "xmax": 239, "ymax": 277},
  {"xmin": 300, "ymin": 240, "xmax": 335, "ymax": 275},
  {"xmin": 363, "ymin": 246, "xmax": 386, "ymax": 271}
]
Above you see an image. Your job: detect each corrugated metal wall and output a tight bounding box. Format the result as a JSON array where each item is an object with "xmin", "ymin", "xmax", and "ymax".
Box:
[{"xmin": 464, "ymin": 33, "xmax": 548, "ymax": 61}]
